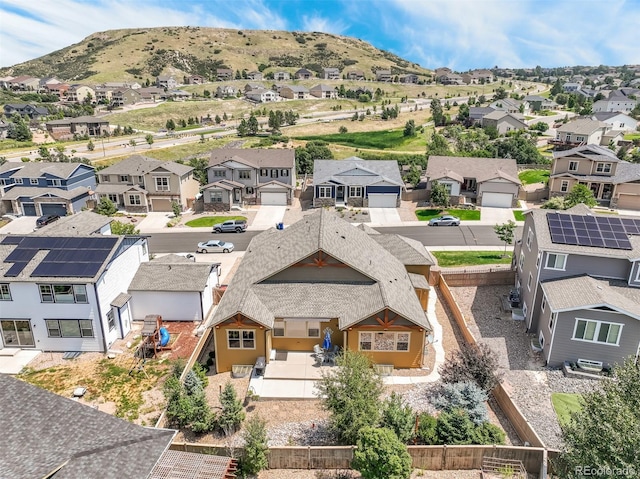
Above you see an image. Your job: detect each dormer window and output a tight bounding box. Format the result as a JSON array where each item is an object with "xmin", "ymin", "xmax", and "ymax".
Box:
[
  {"xmin": 568, "ymin": 161, "xmax": 579, "ymax": 171},
  {"xmin": 596, "ymin": 163, "xmax": 612, "ymax": 173}
]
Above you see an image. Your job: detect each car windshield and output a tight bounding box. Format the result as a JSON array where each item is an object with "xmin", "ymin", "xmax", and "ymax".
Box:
[{"xmin": 218, "ymin": 241, "xmax": 226, "ymax": 246}]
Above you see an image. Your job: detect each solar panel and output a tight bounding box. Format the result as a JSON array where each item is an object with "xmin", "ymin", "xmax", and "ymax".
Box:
[
  {"xmin": 547, "ymin": 213, "xmax": 635, "ymax": 250},
  {"xmin": 5, "ymin": 248, "xmax": 38, "ymax": 262},
  {"xmin": 5, "ymin": 262, "xmax": 28, "ymax": 277}
]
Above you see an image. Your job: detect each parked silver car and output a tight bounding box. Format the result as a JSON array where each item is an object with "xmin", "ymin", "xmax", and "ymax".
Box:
[
  {"xmin": 428, "ymin": 215, "xmax": 461, "ymax": 226},
  {"xmin": 197, "ymin": 240, "xmax": 235, "ymax": 253}
]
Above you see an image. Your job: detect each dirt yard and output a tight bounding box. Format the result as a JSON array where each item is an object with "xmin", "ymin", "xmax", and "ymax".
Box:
[{"xmin": 258, "ymin": 469, "xmax": 483, "ymax": 479}]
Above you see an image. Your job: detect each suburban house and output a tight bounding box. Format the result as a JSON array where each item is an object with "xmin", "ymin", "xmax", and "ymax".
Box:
[
  {"xmin": 138, "ymin": 86, "xmax": 167, "ymax": 102},
  {"xmin": 312, "ymin": 157, "xmax": 404, "ymax": 208},
  {"xmin": 94, "ymin": 86, "xmax": 114, "ymax": 103},
  {"xmin": 45, "ymin": 116, "xmax": 110, "ymax": 140},
  {"xmin": 592, "ymin": 90, "xmax": 637, "ymax": 113},
  {"xmin": 438, "ymin": 73, "xmax": 464, "ymax": 85},
  {"xmin": 425, "ymin": 156, "xmax": 521, "ymax": 208},
  {"xmin": 128, "ymin": 255, "xmax": 220, "ymax": 322},
  {"xmin": 216, "ymin": 69, "xmax": 234, "ymax": 81},
  {"xmin": 111, "ymin": 88, "xmax": 142, "ymax": 107},
  {"xmin": 548, "ymin": 144, "xmax": 640, "ymax": 210},
  {"xmin": 245, "ymin": 88, "xmax": 278, "ymax": 103},
  {"xmin": 309, "ymin": 84, "xmax": 338, "ymax": 99},
  {"xmin": 184, "ymin": 74, "xmax": 206, "ymax": 84},
  {"xmin": 216, "ymin": 85, "xmax": 238, "ymax": 98},
  {"xmin": 65, "ymin": 84, "xmax": 95, "ymax": 103},
  {"xmin": 7, "ymin": 75, "xmax": 40, "ymax": 91},
  {"xmin": 323, "ymin": 67, "xmax": 340, "ymax": 80},
  {"xmin": 0, "ymin": 234, "xmax": 149, "ymax": 352},
  {"xmin": 279, "ymin": 85, "xmax": 309, "ymax": 100},
  {"xmin": 45, "ymin": 82, "xmax": 70, "ymax": 98},
  {"xmin": 513, "ymin": 204, "xmax": 640, "ymax": 368},
  {"xmin": 202, "ymin": 148, "xmax": 296, "ymax": 209},
  {"xmin": 563, "ymin": 82, "xmax": 582, "ymax": 92},
  {"xmin": 0, "ymin": 375, "xmax": 240, "ymax": 478},
  {"xmin": 273, "ymin": 71, "xmax": 291, "ymax": 81},
  {"xmin": 550, "ymin": 119, "xmax": 612, "ymax": 149},
  {"xmin": 592, "ymin": 111, "xmax": 638, "ymax": 131},
  {"xmin": 206, "ymin": 209, "xmax": 433, "ymax": 373},
  {"xmin": 400, "ymin": 74, "xmax": 419, "ymax": 84},
  {"xmin": 156, "ymin": 75, "xmax": 178, "ymax": 89},
  {"xmin": 294, "ymin": 68, "xmax": 314, "ymax": 80},
  {"xmin": 246, "ymin": 71, "xmax": 263, "ymax": 80},
  {"xmin": 489, "ymin": 98, "xmax": 526, "ymax": 114},
  {"xmin": 3, "ymin": 103, "xmax": 49, "ymax": 119},
  {"xmin": 481, "ymin": 110, "xmax": 528, "ymax": 134},
  {"xmin": 469, "ymin": 106, "xmax": 496, "ymax": 123},
  {"xmin": 0, "ymin": 161, "xmax": 96, "ymax": 217},
  {"xmin": 375, "ymin": 69, "xmax": 393, "ymax": 82},
  {"xmin": 95, "ymin": 155, "xmax": 199, "ymax": 213},
  {"xmin": 346, "ymin": 70, "xmax": 365, "ymax": 80}
]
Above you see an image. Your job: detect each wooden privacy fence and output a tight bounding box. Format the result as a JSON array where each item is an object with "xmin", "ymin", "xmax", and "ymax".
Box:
[{"xmin": 440, "ymin": 267, "xmax": 515, "ymax": 287}]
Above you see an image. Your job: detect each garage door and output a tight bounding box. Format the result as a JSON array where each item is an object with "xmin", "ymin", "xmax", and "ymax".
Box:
[
  {"xmin": 261, "ymin": 192, "xmax": 287, "ymax": 205},
  {"xmin": 21, "ymin": 203, "xmax": 36, "ymax": 216},
  {"xmin": 151, "ymin": 198, "xmax": 172, "ymax": 211},
  {"xmin": 482, "ymin": 192, "xmax": 513, "ymax": 208},
  {"xmin": 617, "ymin": 194, "xmax": 640, "ymax": 210},
  {"xmin": 368, "ymin": 193, "xmax": 398, "ymax": 208},
  {"xmin": 40, "ymin": 203, "xmax": 68, "ymax": 216}
]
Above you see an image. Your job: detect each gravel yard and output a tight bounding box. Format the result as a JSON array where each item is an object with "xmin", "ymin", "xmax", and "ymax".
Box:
[
  {"xmin": 258, "ymin": 469, "xmax": 483, "ymax": 479},
  {"xmin": 451, "ymin": 285, "xmax": 598, "ymax": 450}
]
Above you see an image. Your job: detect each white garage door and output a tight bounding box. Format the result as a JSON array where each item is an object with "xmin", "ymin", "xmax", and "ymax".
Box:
[
  {"xmin": 368, "ymin": 193, "xmax": 398, "ymax": 208},
  {"xmin": 261, "ymin": 192, "xmax": 287, "ymax": 205},
  {"xmin": 617, "ymin": 194, "xmax": 640, "ymax": 210},
  {"xmin": 482, "ymin": 192, "xmax": 513, "ymax": 208}
]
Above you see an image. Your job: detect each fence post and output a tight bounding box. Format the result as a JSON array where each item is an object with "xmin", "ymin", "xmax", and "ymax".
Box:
[
  {"xmin": 308, "ymin": 446, "xmax": 311, "ymax": 469},
  {"xmin": 441, "ymin": 444, "xmax": 447, "ymax": 470},
  {"xmin": 540, "ymin": 448, "xmax": 548, "ymax": 479}
]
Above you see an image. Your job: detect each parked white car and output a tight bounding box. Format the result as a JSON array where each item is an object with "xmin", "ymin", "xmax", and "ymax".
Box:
[{"xmin": 197, "ymin": 240, "xmax": 234, "ymax": 253}]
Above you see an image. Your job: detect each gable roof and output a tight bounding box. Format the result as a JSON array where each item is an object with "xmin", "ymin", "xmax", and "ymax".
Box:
[
  {"xmin": 313, "ymin": 157, "xmax": 403, "ymax": 187},
  {"xmin": 0, "ymin": 374, "xmax": 175, "ymax": 479},
  {"xmin": 369, "ymin": 234, "xmax": 436, "ymax": 266},
  {"xmin": 34, "ymin": 211, "xmax": 113, "ymax": 236},
  {"xmin": 553, "ymin": 144, "xmax": 619, "ymax": 161},
  {"xmin": 556, "ymin": 118, "xmax": 609, "ymax": 135},
  {"xmin": 0, "ymin": 161, "xmax": 92, "ymax": 179},
  {"xmin": 207, "ymin": 209, "xmax": 431, "ymax": 331},
  {"xmin": 99, "ymin": 155, "xmax": 193, "ymax": 177},
  {"xmin": 209, "ymin": 148, "xmax": 295, "ymax": 169},
  {"xmin": 0, "ymin": 185, "xmax": 92, "ymax": 201},
  {"xmin": 426, "ymin": 156, "xmax": 520, "ymax": 185},
  {"xmin": 129, "ymin": 261, "xmax": 216, "ymax": 292}
]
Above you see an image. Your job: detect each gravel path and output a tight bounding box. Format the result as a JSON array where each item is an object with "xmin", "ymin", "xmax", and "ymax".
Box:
[{"xmin": 451, "ymin": 286, "xmax": 598, "ymax": 450}]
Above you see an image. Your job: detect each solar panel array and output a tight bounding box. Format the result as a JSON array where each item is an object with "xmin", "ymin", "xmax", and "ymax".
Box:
[
  {"xmin": 1, "ymin": 236, "xmax": 118, "ymax": 278},
  {"xmin": 547, "ymin": 213, "xmax": 640, "ymax": 250}
]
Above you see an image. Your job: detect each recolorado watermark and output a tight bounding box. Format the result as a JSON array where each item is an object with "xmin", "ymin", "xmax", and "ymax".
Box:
[{"xmin": 575, "ymin": 465, "xmax": 637, "ymax": 477}]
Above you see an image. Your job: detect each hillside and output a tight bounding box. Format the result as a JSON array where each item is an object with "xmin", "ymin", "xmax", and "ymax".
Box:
[{"xmin": 0, "ymin": 26, "xmax": 431, "ymax": 83}]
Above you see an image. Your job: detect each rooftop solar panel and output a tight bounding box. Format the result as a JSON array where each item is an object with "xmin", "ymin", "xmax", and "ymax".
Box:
[
  {"xmin": 547, "ymin": 213, "xmax": 635, "ymax": 251},
  {"xmin": 5, "ymin": 262, "xmax": 29, "ymax": 277}
]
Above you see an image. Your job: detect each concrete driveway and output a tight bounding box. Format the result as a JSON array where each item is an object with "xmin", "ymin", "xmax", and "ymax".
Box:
[
  {"xmin": 480, "ymin": 207, "xmax": 516, "ymax": 225},
  {"xmin": 368, "ymin": 208, "xmax": 402, "ymax": 225},
  {"xmin": 136, "ymin": 212, "xmax": 175, "ymax": 233},
  {"xmin": 0, "ymin": 216, "xmax": 37, "ymax": 234},
  {"xmin": 251, "ymin": 206, "xmax": 286, "ymax": 229}
]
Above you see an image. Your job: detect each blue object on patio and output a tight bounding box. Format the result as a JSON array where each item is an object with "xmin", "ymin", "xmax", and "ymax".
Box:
[{"xmin": 322, "ymin": 330, "xmax": 332, "ymax": 351}]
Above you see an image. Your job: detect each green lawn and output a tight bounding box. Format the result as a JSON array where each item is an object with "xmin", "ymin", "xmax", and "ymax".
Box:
[
  {"xmin": 185, "ymin": 216, "xmax": 247, "ymax": 227},
  {"xmin": 415, "ymin": 209, "xmax": 481, "ymax": 221},
  {"xmin": 513, "ymin": 210, "xmax": 526, "ymax": 221},
  {"xmin": 295, "ymin": 128, "xmax": 422, "ymax": 150},
  {"xmin": 432, "ymin": 251, "xmax": 513, "ymax": 267},
  {"xmin": 551, "ymin": 393, "xmax": 583, "ymax": 426},
  {"xmin": 519, "ymin": 169, "xmax": 550, "ymax": 185},
  {"xmin": 623, "ymin": 133, "xmax": 640, "ymax": 141}
]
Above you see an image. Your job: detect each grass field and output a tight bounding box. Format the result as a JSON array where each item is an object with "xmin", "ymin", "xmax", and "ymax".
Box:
[
  {"xmin": 623, "ymin": 133, "xmax": 640, "ymax": 141},
  {"xmin": 519, "ymin": 169, "xmax": 550, "ymax": 185},
  {"xmin": 513, "ymin": 210, "xmax": 526, "ymax": 221},
  {"xmin": 415, "ymin": 209, "xmax": 481, "ymax": 221},
  {"xmin": 432, "ymin": 251, "xmax": 512, "ymax": 267},
  {"xmin": 185, "ymin": 216, "xmax": 247, "ymax": 227},
  {"xmin": 551, "ymin": 393, "xmax": 583, "ymax": 426},
  {"xmin": 295, "ymin": 128, "xmax": 426, "ymax": 150}
]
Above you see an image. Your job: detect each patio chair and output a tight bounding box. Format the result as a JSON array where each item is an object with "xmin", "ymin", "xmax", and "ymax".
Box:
[{"xmin": 313, "ymin": 344, "xmax": 323, "ymax": 355}]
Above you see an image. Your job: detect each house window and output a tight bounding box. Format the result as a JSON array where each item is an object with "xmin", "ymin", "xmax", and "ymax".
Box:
[
  {"xmin": 573, "ymin": 319, "xmax": 622, "ymax": 345},
  {"xmin": 568, "ymin": 161, "xmax": 579, "ymax": 172},
  {"xmin": 260, "ymin": 169, "xmax": 268, "ymax": 176},
  {"xmin": 318, "ymin": 186, "xmax": 332, "ymax": 198},
  {"xmin": 575, "ymin": 136, "xmax": 585, "ymax": 143},
  {"xmin": 522, "ymin": 302, "xmax": 528, "ymax": 319},
  {"xmin": 210, "ymin": 191, "xmax": 223, "ymax": 202},
  {"xmin": 280, "ymin": 169, "xmax": 289, "ymax": 177},
  {"xmin": 358, "ymin": 331, "xmax": 410, "ymax": 352},
  {"xmin": 442, "ymin": 183, "xmax": 453, "ymax": 194},
  {"xmin": 538, "ymin": 331, "xmax": 545, "ymax": 348},
  {"xmin": 50, "ymin": 179, "xmax": 62, "ymax": 187},
  {"xmin": 14, "ymin": 178, "xmax": 23, "ymax": 184},
  {"xmin": 541, "ymin": 296, "xmax": 546, "ymax": 312},
  {"xmin": 30, "ymin": 178, "xmax": 38, "ymax": 185},
  {"xmin": 349, "ymin": 186, "xmax": 363, "ymax": 197},
  {"xmin": 270, "ymin": 169, "xmax": 279, "ymax": 178},
  {"xmin": 246, "ymin": 187, "xmax": 254, "ymax": 195},
  {"xmin": 155, "ymin": 177, "xmax": 169, "ymax": 191},
  {"xmin": 39, "ymin": 284, "xmax": 88, "ymax": 303},
  {"xmin": 536, "ymin": 252, "xmax": 541, "ymax": 268},
  {"xmin": 108, "ymin": 194, "xmax": 118, "ymax": 203},
  {"xmin": 526, "ymin": 228, "xmax": 533, "ymax": 250},
  {"xmin": 128, "ymin": 194, "xmax": 141, "ymax": 205},
  {"xmin": 214, "ymin": 170, "xmax": 226, "ymax": 178},
  {"xmin": 518, "ymin": 252, "xmax": 525, "ymax": 270},
  {"xmin": 527, "ymin": 273, "xmax": 533, "ymax": 291},
  {"xmin": 273, "ymin": 321, "xmax": 285, "ymax": 337},
  {"xmin": 119, "ymin": 175, "xmax": 129, "ymax": 182},
  {"xmin": 227, "ymin": 330, "xmax": 255, "ymax": 349},
  {"xmin": 0, "ymin": 283, "xmax": 11, "ymax": 301},
  {"xmin": 549, "ymin": 312, "xmax": 556, "ymax": 332},
  {"xmin": 238, "ymin": 170, "xmax": 251, "ymax": 179},
  {"xmin": 0, "ymin": 179, "xmax": 6, "ymax": 186},
  {"xmin": 560, "ymin": 180, "xmax": 569, "ymax": 192},
  {"xmin": 596, "ymin": 163, "xmax": 612, "ymax": 173},
  {"xmin": 545, "ymin": 253, "xmax": 567, "ymax": 270},
  {"xmin": 45, "ymin": 319, "xmax": 94, "ymax": 338},
  {"xmin": 107, "ymin": 310, "xmax": 116, "ymax": 331},
  {"xmin": 274, "ymin": 320, "xmax": 321, "ymax": 338},
  {"xmin": 636, "ymin": 266, "xmax": 640, "ymax": 282}
]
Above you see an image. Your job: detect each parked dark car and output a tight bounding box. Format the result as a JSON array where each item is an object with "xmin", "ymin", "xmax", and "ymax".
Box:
[{"xmin": 35, "ymin": 214, "xmax": 61, "ymax": 228}]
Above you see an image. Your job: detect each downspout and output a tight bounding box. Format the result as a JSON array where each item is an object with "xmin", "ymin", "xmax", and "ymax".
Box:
[
  {"xmin": 93, "ymin": 282, "xmax": 108, "ymax": 353},
  {"xmin": 199, "ymin": 291, "xmax": 204, "ymax": 322}
]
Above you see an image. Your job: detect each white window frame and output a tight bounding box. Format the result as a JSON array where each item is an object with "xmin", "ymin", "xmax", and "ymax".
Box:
[
  {"xmin": 14, "ymin": 178, "xmax": 23, "ymax": 185},
  {"xmin": 227, "ymin": 329, "xmax": 255, "ymax": 349},
  {"xmin": 107, "ymin": 310, "xmax": 116, "ymax": 332},
  {"xmin": 549, "ymin": 312, "xmax": 556, "ymax": 332},
  {"xmin": 526, "ymin": 228, "xmax": 533, "ymax": 251},
  {"xmin": 107, "ymin": 194, "xmax": 118, "ymax": 203},
  {"xmin": 572, "ymin": 318, "xmax": 623, "ymax": 346},
  {"xmin": 270, "ymin": 169, "xmax": 279, "ymax": 178},
  {"xmin": 518, "ymin": 252, "xmax": 525, "ymax": 271},
  {"xmin": 128, "ymin": 194, "xmax": 141, "ymax": 205},
  {"xmin": 358, "ymin": 331, "xmax": 411, "ymax": 352},
  {"xmin": 280, "ymin": 169, "xmax": 289, "ymax": 177},
  {"xmin": 536, "ymin": 252, "xmax": 542, "ymax": 268},
  {"xmin": 538, "ymin": 331, "xmax": 545, "ymax": 348},
  {"xmin": 260, "ymin": 168, "xmax": 268, "ymax": 176},
  {"xmin": 349, "ymin": 186, "xmax": 363, "ymax": 198},
  {"xmin": 596, "ymin": 163, "xmax": 612, "ymax": 173},
  {"xmin": 568, "ymin": 161, "xmax": 579, "ymax": 172},
  {"xmin": 238, "ymin": 170, "xmax": 251, "ymax": 180},
  {"xmin": 0, "ymin": 283, "xmax": 11, "ymax": 301},
  {"xmin": 545, "ymin": 253, "xmax": 567, "ymax": 271},
  {"xmin": 210, "ymin": 191, "xmax": 223, "ymax": 203},
  {"xmin": 50, "ymin": 179, "xmax": 62, "ymax": 187},
  {"xmin": 155, "ymin": 176, "xmax": 169, "ymax": 191},
  {"xmin": 522, "ymin": 301, "xmax": 528, "ymax": 319},
  {"xmin": 560, "ymin": 180, "xmax": 569, "ymax": 193},
  {"xmin": 636, "ymin": 265, "xmax": 640, "ymax": 282},
  {"xmin": 527, "ymin": 273, "xmax": 533, "ymax": 291},
  {"xmin": 213, "ymin": 170, "xmax": 226, "ymax": 178},
  {"xmin": 45, "ymin": 319, "xmax": 94, "ymax": 338},
  {"xmin": 272, "ymin": 320, "xmax": 320, "ymax": 338},
  {"xmin": 318, "ymin": 186, "xmax": 332, "ymax": 198},
  {"xmin": 39, "ymin": 284, "xmax": 88, "ymax": 304},
  {"xmin": 119, "ymin": 175, "xmax": 129, "ymax": 182},
  {"xmin": 541, "ymin": 296, "xmax": 546, "ymax": 312},
  {"xmin": 30, "ymin": 178, "xmax": 38, "ymax": 185}
]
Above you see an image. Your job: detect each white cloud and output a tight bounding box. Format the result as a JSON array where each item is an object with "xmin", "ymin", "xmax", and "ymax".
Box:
[{"xmin": 301, "ymin": 14, "xmax": 347, "ymax": 35}]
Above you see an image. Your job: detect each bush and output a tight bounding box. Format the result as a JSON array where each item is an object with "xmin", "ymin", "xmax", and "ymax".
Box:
[
  {"xmin": 352, "ymin": 427, "xmax": 412, "ymax": 479},
  {"xmin": 218, "ymin": 382, "xmax": 245, "ymax": 435},
  {"xmin": 95, "ymin": 197, "xmax": 117, "ymax": 216},
  {"xmin": 439, "ymin": 343, "xmax": 503, "ymax": 392},
  {"xmin": 380, "ymin": 392, "xmax": 415, "ymax": 443},
  {"xmin": 435, "ymin": 409, "xmax": 476, "ymax": 445},
  {"xmin": 415, "ymin": 413, "xmax": 438, "ymax": 444},
  {"xmin": 239, "ymin": 416, "xmax": 269, "ymax": 475},
  {"xmin": 183, "ymin": 370, "xmax": 203, "ymax": 396},
  {"xmin": 541, "ymin": 196, "xmax": 566, "ymax": 210},
  {"xmin": 473, "ymin": 422, "xmax": 506, "ymax": 445},
  {"xmin": 432, "ymin": 381, "xmax": 489, "ymax": 425},
  {"xmin": 192, "ymin": 362, "xmax": 209, "ymax": 388}
]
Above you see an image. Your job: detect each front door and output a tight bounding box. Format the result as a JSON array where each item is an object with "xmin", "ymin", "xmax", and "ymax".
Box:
[
  {"xmin": 0, "ymin": 320, "xmax": 35, "ymax": 347},
  {"xmin": 234, "ymin": 189, "xmax": 241, "ymax": 202},
  {"xmin": 336, "ymin": 186, "xmax": 345, "ymax": 202}
]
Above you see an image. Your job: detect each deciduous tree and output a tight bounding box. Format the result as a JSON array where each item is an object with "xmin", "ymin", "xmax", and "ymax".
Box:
[{"xmin": 352, "ymin": 427, "xmax": 412, "ymax": 479}]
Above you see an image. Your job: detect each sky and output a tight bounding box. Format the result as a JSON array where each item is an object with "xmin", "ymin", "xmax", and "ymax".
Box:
[{"xmin": 1, "ymin": 0, "xmax": 639, "ymax": 71}]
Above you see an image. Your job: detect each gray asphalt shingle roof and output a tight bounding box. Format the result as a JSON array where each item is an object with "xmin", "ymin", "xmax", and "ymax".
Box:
[
  {"xmin": 34, "ymin": 210, "xmax": 113, "ymax": 236},
  {"xmin": 0, "ymin": 185, "xmax": 91, "ymax": 201},
  {"xmin": 556, "ymin": 118, "xmax": 608, "ymax": 135},
  {"xmin": 0, "ymin": 374, "xmax": 174, "ymax": 479},
  {"xmin": 129, "ymin": 262, "xmax": 214, "ymax": 292},
  {"xmin": 98, "ymin": 155, "xmax": 193, "ymax": 177},
  {"xmin": 207, "ymin": 209, "xmax": 431, "ymax": 331},
  {"xmin": 426, "ymin": 156, "xmax": 520, "ymax": 184},
  {"xmin": 370, "ymin": 234, "xmax": 436, "ymax": 266},
  {"xmin": 209, "ymin": 148, "xmax": 295, "ymax": 169},
  {"xmin": 0, "ymin": 161, "xmax": 88, "ymax": 179},
  {"xmin": 313, "ymin": 157, "xmax": 403, "ymax": 187}
]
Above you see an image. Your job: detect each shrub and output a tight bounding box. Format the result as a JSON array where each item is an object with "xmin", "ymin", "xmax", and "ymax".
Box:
[
  {"xmin": 380, "ymin": 392, "xmax": 415, "ymax": 443},
  {"xmin": 218, "ymin": 382, "xmax": 245, "ymax": 434},
  {"xmin": 239, "ymin": 416, "xmax": 269, "ymax": 475},
  {"xmin": 183, "ymin": 370, "xmax": 203, "ymax": 395},
  {"xmin": 95, "ymin": 197, "xmax": 117, "ymax": 216},
  {"xmin": 473, "ymin": 422, "xmax": 506, "ymax": 445},
  {"xmin": 541, "ymin": 196, "xmax": 566, "ymax": 210},
  {"xmin": 435, "ymin": 409, "xmax": 476, "ymax": 445},
  {"xmin": 439, "ymin": 343, "xmax": 503, "ymax": 392},
  {"xmin": 352, "ymin": 427, "xmax": 412, "ymax": 479},
  {"xmin": 432, "ymin": 381, "xmax": 489, "ymax": 425},
  {"xmin": 192, "ymin": 362, "xmax": 209, "ymax": 388},
  {"xmin": 415, "ymin": 413, "xmax": 438, "ymax": 444}
]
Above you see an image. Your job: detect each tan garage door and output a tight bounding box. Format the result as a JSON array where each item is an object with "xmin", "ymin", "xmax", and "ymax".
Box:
[
  {"xmin": 616, "ymin": 194, "xmax": 640, "ymax": 210},
  {"xmin": 151, "ymin": 198, "xmax": 172, "ymax": 212}
]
